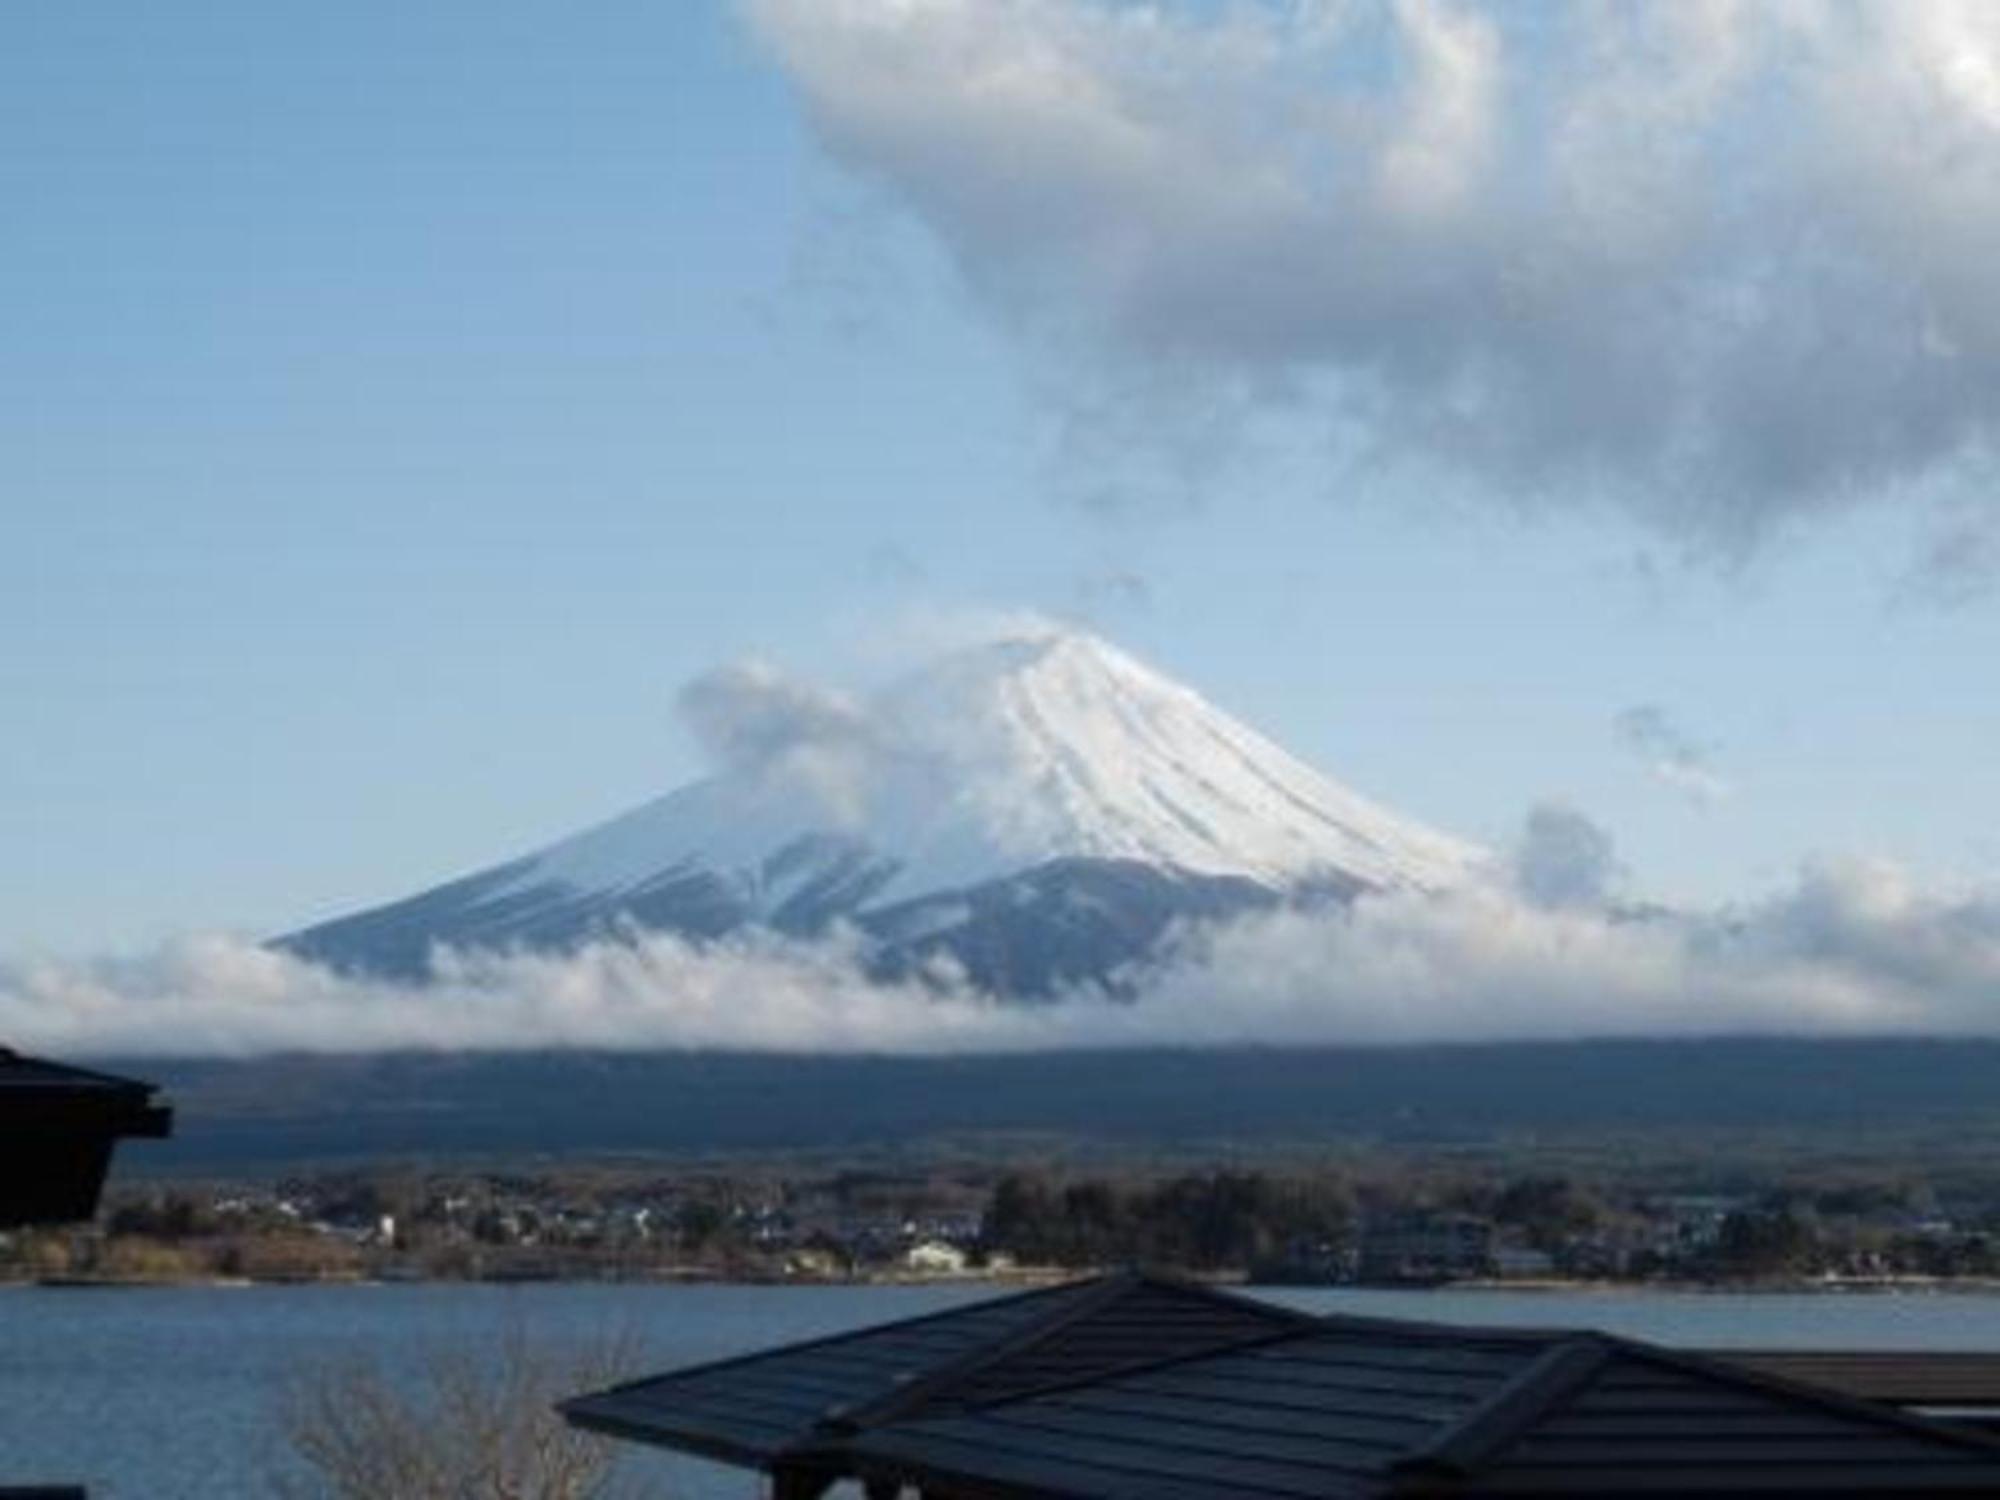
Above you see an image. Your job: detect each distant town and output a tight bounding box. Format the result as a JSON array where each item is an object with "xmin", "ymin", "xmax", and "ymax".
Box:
[{"xmin": 8, "ymin": 1158, "xmax": 1999, "ymax": 1291}]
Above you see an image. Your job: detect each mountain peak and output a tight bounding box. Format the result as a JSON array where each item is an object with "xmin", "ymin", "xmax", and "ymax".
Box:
[
  {"xmin": 908, "ymin": 624, "xmax": 1133, "ymax": 681},
  {"xmin": 282, "ymin": 628, "xmax": 1485, "ymax": 989},
  {"xmin": 872, "ymin": 628, "xmax": 1479, "ymax": 895}
]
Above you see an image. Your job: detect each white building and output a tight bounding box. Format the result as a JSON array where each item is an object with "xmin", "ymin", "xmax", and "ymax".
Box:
[{"xmin": 902, "ymin": 1239, "xmax": 969, "ymax": 1275}]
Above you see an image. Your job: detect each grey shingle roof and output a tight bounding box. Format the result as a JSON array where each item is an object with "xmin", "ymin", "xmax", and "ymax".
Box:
[
  {"xmin": 563, "ymin": 1271, "xmax": 1307, "ymax": 1468},
  {"xmin": 839, "ymin": 1314, "xmax": 1547, "ymax": 1499},
  {"xmin": 1414, "ymin": 1339, "xmax": 2000, "ymax": 1497},
  {"xmin": 0, "ymin": 1048, "xmax": 166, "ymax": 1099},
  {"xmin": 1701, "ymin": 1350, "xmax": 2000, "ymax": 1411},
  {"xmin": 565, "ymin": 1275, "xmax": 2000, "ymax": 1498}
]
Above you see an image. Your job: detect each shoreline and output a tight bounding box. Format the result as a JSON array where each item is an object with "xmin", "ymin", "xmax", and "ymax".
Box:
[{"xmin": 12, "ymin": 1270, "xmax": 2000, "ymax": 1295}]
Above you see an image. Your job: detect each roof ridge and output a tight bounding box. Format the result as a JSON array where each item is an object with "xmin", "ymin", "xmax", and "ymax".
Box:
[
  {"xmin": 1126, "ymin": 1267, "xmax": 1323, "ymax": 1326},
  {"xmin": 560, "ymin": 1273, "xmax": 1094, "ymax": 1411},
  {"xmin": 879, "ymin": 1324, "xmax": 1320, "ymax": 1426},
  {"xmin": 813, "ymin": 1269, "xmax": 1146, "ymax": 1435},
  {"xmin": 1392, "ymin": 1334, "xmax": 1612, "ymax": 1478},
  {"xmin": 1308, "ymin": 1307, "xmax": 1573, "ymax": 1346},
  {"xmin": 813, "ymin": 1268, "xmax": 1309, "ymax": 1435}
]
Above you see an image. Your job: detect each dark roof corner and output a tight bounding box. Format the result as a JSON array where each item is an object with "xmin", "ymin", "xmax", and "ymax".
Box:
[{"xmin": 0, "ymin": 1048, "xmax": 174, "ymax": 1229}]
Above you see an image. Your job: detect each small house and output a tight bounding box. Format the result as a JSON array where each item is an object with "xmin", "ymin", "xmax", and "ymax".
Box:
[{"xmin": 1357, "ymin": 1213, "xmax": 1494, "ymax": 1284}]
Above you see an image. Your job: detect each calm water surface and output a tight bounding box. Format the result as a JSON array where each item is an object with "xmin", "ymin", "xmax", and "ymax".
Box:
[{"xmin": 9, "ymin": 1281, "xmax": 2000, "ymax": 1497}]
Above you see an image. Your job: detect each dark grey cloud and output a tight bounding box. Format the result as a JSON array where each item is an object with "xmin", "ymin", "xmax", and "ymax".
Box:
[
  {"xmin": 676, "ymin": 660, "xmax": 885, "ymax": 825},
  {"xmin": 864, "ymin": 541, "xmax": 928, "ymax": 590},
  {"xmin": 676, "ymin": 660, "xmax": 871, "ymax": 775},
  {"xmin": 1514, "ymin": 802, "xmax": 1622, "ymax": 909},
  {"xmin": 1071, "ymin": 566, "xmax": 1154, "ymax": 616},
  {"xmin": 1896, "ymin": 515, "xmax": 2000, "ymax": 609},
  {"xmin": 745, "ymin": 0, "xmax": 2000, "ymax": 553},
  {"xmin": 1615, "ymin": 703, "xmax": 1731, "ymax": 805}
]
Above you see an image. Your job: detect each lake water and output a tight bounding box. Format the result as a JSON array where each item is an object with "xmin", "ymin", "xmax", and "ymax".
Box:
[{"xmin": 9, "ymin": 1281, "xmax": 2000, "ymax": 1497}]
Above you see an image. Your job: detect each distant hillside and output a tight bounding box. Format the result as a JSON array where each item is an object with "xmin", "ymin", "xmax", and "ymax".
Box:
[{"xmin": 112, "ymin": 1038, "xmax": 2000, "ymax": 1169}]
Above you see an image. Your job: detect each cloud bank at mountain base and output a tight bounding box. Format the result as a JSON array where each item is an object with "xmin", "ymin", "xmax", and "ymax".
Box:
[{"xmin": 10, "ymin": 842, "xmax": 1998, "ymax": 1056}]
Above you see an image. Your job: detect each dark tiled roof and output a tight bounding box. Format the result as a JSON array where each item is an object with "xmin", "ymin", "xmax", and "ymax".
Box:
[
  {"xmin": 1704, "ymin": 1350, "xmax": 2000, "ymax": 1411},
  {"xmin": 564, "ymin": 1277, "xmax": 1096, "ymax": 1466},
  {"xmin": 856, "ymin": 1271, "xmax": 1320, "ymax": 1424},
  {"xmin": 561, "ymin": 1271, "xmax": 1308, "ymax": 1467},
  {"xmin": 0, "ymin": 1048, "xmax": 160, "ymax": 1095},
  {"xmin": 0, "ymin": 1048, "xmax": 170, "ymax": 1135},
  {"xmin": 0, "ymin": 1048, "xmax": 173, "ymax": 1227},
  {"xmin": 840, "ymin": 1315, "xmax": 1551, "ymax": 1499},
  {"xmin": 1401, "ymin": 1337, "xmax": 2000, "ymax": 1496},
  {"xmin": 568, "ymin": 1275, "xmax": 2000, "ymax": 1498}
]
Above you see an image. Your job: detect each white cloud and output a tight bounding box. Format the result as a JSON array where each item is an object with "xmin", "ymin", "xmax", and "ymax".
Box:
[
  {"xmin": 8, "ymin": 849, "xmax": 1999, "ymax": 1056},
  {"xmin": 1140, "ymin": 856, "xmax": 2000, "ymax": 1044},
  {"xmin": 1375, "ymin": 0, "xmax": 1501, "ymax": 220},
  {"xmin": 744, "ymin": 0, "xmax": 2000, "ymax": 551},
  {"xmin": 0, "ymin": 930, "xmax": 1035, "ymax": 1058}
]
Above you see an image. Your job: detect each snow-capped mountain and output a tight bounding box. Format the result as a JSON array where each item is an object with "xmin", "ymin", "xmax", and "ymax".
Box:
[{"xmin": 280, "ymin": 630, "xmax": 1483, "ymax": 993}]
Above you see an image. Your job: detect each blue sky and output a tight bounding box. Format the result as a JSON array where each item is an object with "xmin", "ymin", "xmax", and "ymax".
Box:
[{"xmin": 11, "ymin": 0, "xmax": 2000, "ymax": 957}]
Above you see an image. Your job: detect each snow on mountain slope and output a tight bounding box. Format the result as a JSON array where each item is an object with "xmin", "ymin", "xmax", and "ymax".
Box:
[
  {"xmin": 280, "ymin": 629, "xmax": 1485, "ymax": 989},
  {"xmin": 503, "ymin": 631, "xmax": 1476, "ymax": 902},
  {"xmin": 873, "ymin": 632, "xmax": 1478, "ymax": 892}
]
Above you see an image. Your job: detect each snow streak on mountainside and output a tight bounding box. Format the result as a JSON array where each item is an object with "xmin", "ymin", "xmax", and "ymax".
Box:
[{"xmin": 281, "ymin": 630, "xmax": 1484, "ymax": 993}]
